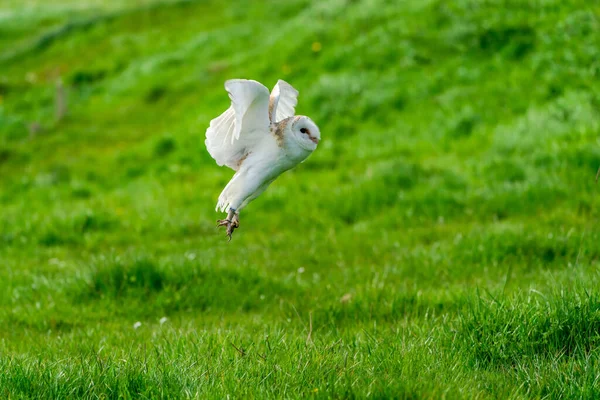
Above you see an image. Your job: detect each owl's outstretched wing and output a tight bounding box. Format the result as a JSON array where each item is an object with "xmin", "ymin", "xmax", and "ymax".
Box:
[
  {"xmin": 269, "ymin": 79, "xmax": 299, "ymax": 123},
  {"xmin": 205, "ymin": 79, "xmax": 271, "ymax": 171}
]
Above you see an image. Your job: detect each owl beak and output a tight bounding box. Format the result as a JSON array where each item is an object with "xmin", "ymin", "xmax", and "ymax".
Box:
[{"xmin": 309, "ymin": 135, "xmax": 319, "ymax": 144}]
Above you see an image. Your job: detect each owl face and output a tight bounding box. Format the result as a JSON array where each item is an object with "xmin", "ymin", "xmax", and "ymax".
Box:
[{"xmin": 291, "ymin": 116, "xmax": 320, "ymax": 151}]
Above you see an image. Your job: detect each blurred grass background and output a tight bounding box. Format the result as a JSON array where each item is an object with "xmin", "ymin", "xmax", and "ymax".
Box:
[{"xmin": 1, "ymin": 0, "xmax": 600, "ymax": 398}]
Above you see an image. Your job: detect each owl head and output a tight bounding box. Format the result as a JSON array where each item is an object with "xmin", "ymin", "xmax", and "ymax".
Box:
[{"xmin": 291, "ymin": 116, "xmax": 320, "ymax": 151}]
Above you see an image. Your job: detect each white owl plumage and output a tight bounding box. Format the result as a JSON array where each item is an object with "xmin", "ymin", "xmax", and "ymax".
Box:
[{"xmin": 205, "ymin": 79, "xmax": 320, "ymax": 240}]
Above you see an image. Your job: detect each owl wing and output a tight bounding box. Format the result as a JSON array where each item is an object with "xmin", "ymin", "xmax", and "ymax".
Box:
[
  {"xmin": 205, "ymin": 79, "xmax": 271, "ymax": 170},
  {"xmin": 269, "ymin": 79, "xmax": 299, "ymax": 123}
]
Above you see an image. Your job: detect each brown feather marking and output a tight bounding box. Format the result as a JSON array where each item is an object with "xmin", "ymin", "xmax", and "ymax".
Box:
[
  {"xmin": 268, "ymin": 95, "xmax": 276, "ymax": 122},
  {"xmin": 273, "ymin": 118, "xmax": 289, "ymax": 147},
  {"xmin": 236, "ymin": 152, "xmax": 251, "ymax": 169}
]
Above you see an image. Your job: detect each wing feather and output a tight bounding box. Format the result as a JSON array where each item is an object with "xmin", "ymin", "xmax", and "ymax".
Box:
[
  {"xmin": 270, "ymin": 79, "xmax": 299, "ymax": 123},
  {"xmin": 205, "ymin": 79, "xmax": 271, "ymax": 170}
]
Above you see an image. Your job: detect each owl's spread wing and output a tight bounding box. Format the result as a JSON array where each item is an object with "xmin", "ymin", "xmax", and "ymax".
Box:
[
  {"xmin": 269, "ymin": 80, "xmax": 299, "ymax": 123},
  {"xmin": 205, "ymin": 79, "xmax": 271, "ymax": 170}
]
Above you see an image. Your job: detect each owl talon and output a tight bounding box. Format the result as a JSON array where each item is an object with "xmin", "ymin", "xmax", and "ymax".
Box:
[
  {"xmin": 217, "ymin": 210, "xmax": 240, "ymax": 241},
  {"xmin": 217, "ymin": 219, "xmax": 231, "ymax": 227},
  {"xmin": 225, "ymin": 215, "xmax": 240, "ymax": 239}
]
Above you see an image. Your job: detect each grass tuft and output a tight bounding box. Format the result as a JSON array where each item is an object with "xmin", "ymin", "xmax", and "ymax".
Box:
[{"xmin": 455, "ymin": 291, "xmax": 600, "ymax": 367}]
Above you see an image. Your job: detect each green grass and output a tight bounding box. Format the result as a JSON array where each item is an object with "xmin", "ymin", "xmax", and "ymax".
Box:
[{"xmin": 1, "ymin": 0, "xmax": 599, "ymax": 397}]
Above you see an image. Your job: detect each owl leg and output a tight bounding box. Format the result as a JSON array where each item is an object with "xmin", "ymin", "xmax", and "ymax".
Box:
[
  {"xmin": 216, "ymin": 208, "xmax": 240, "ymax": 241},
  {"xmin": 231, "ymin": 212, "xmax": 240, "ymax": 229},
  {"xmin": 227, "ymin": 211, "xmax": 240, "ymax": 240}
]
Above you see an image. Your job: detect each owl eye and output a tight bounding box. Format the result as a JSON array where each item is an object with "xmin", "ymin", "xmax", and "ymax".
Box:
[{"xmin": 300, "ymin": 128, "xmax": 308, "ymax": 134}]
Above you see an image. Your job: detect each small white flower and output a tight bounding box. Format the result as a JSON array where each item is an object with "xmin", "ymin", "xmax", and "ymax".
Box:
[
  {"xmin": 297, "ymin": 267, "xmax": 305, "ymax": 274},
  {"xmin": 133, "ymin": 321, "xmax": 142, "ymax": 329},
  {"xmin": 159, "ymin": 317, "xmax": 168, "ymax": 325}
]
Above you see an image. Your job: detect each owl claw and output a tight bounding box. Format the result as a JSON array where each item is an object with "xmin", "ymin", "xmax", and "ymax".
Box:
[
  {"xmin": 216, "ymin": 219, "xmax": 231, "ymax": 227},
  {"xmin": 217, "ymin": 211, "xmax": 240, "ymax": 241}
]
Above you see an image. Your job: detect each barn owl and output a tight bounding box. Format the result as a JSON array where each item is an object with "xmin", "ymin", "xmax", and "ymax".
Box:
[{"xmin": 205, "ymin": 79, "xmax": 321, "ymax": 240}]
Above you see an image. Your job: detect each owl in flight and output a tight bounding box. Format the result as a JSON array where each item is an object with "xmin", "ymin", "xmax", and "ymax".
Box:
[{"xmin": 205, "ymin": 79, "xmax": 321, "ymax": 240}]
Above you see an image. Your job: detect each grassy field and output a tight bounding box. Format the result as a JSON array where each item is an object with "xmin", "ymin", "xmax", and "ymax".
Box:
[{"xmin": 1, "ymin": 0, "xmax": 599, "ymax": 397}]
